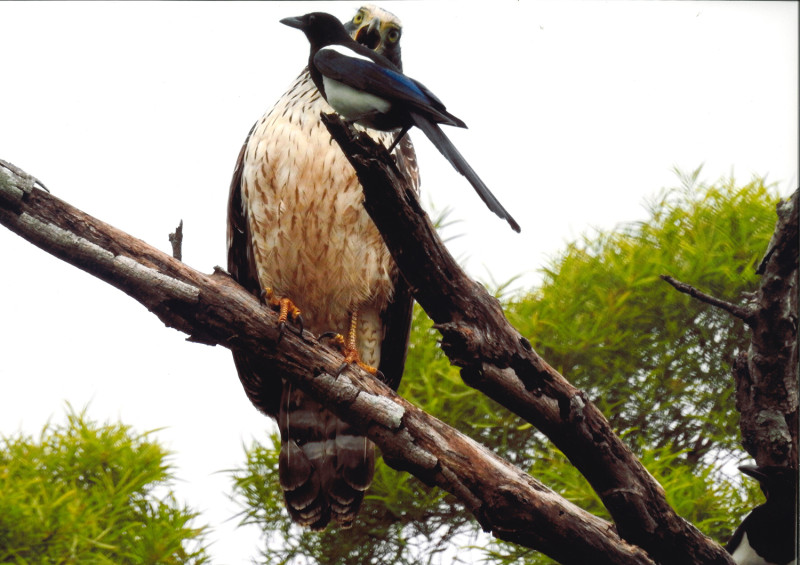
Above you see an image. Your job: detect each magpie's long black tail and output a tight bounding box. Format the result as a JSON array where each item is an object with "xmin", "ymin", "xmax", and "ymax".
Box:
[{"xmin": 411, "ymin": 112, "xmax": 521, "ymax": 233}]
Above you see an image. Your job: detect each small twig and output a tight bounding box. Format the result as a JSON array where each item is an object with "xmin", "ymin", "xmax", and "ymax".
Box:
[
  {"xmin": 660, "ymin": 275, "xmax": 753, "ymax": 323},
  {"xmin": 0, "ymin": 158, "xmax": 49, "ymax": 193},
  {"xmin": 169, "ymin": 220, "xmax": 183, "ymax": 261}
]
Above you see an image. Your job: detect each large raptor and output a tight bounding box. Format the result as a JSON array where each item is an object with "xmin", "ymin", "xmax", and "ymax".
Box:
[{"xmin": 226, "ymin": 5, "xmax": 418, "ymax": 530}]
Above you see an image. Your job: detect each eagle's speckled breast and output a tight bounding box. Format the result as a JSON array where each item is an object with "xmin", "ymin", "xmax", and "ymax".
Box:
[{"xmin": 241, "ymin": 71, "xmax": 395, "ymax": 364}]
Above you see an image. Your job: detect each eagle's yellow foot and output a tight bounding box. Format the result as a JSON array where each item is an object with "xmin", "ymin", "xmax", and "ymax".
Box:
[
  {"xmin": 261, "ymin": 288, "xmax": 304, "ymax": 342},
  {"xmin": 320, "ymin": 311, "xmax": 383, "ymax": 378}
]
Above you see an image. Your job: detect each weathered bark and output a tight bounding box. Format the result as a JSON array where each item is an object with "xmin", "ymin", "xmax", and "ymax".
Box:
[
  {"xmin": 1, "ymin": 159, "xmax": 656, "ymax": 564},
  {"xmin": 319, "ymin": 116, "xmax": 735, "ymax": 565},
  {"xmin": 736, "ymin": 192, "xmax": 798, "ymax": 468},
  {"xmin": 660, "ymin": 190, "xmax": 798, "ymax": 469}
]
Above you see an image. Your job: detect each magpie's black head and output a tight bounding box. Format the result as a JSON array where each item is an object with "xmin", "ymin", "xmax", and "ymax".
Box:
[
  {"xmin": 740, "ymin": 465, "xmax": 798, "ymax": 502},
  {"xmin": 280, "ymin": 12, "xmax": 352, "ymax": 49}
]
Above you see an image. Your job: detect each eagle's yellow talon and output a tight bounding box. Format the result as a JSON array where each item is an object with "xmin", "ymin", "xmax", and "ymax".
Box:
[
  {"xmin": 322, "ymin": 312, "xmax": 380, "ymax": 376},
  {"xmin": 262, "ymin": 288, "xmax": 304, "ymax": 340}
]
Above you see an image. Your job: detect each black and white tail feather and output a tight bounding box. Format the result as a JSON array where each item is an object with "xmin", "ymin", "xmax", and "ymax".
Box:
[
  {"xmin": 410, "ymin": 112, "xmax": 520, "ymax": 232},
  {"xmin": 282, "ymin": 11, "xmax": 521, "ymax": 233}
]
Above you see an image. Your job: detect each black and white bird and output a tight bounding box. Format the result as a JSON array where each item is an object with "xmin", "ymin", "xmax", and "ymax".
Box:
[
  {"xmin": 280, "ymin": 11, "xmax": 521, "ymax": 233},
  {"xmin": 726, "ymin": 465, "xmax": 798, "ymax": 565}
]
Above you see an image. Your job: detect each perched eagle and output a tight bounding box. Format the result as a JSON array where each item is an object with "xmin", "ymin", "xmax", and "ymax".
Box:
[{"xmin": 227, "ymin": 5, "xmax": 418, "ymax": 530}]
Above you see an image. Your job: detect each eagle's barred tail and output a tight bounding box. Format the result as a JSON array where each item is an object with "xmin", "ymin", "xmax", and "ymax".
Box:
[
  {"xmin": 277, "ymin": 383, "xmax": 374, "ymax": 530},
  {"xmin": 329, "ymin": 419, "xmax": 375, "ymax": 528}
]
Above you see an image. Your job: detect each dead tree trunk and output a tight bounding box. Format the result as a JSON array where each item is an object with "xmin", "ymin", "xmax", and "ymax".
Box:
[
  {"xmin": 662, "ymin": 190, "xmax": 798, "ymax": 469},
  {"xmin": 737, "ymin": 193, "xmax": 798, "ymax": 468}
]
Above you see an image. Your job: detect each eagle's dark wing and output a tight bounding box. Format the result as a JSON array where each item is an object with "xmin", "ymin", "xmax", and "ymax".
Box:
[
  {"xmin": 227, "ymin": 122, "xmax": 260, "ymax": 296},
  {"xmin": 378, "ymin": 135, "xmax": 418, "ymax": 391},
  {"xmin": 226, "ymin": 122, "xmax": 282, "ymax": 419},
  {"xmin": 378, "ymin": 269, "xmax": 413, "ymax": 391}
]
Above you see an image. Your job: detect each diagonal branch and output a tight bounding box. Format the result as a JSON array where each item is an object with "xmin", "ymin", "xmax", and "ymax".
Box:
[
  {"xmin": 659, "ymin": 275, "xmax": 754, "ymax": 323},
  {"xmin": 0, "ymin": 159, "xmax": 654, "ymax": 565},
  {"xmin": 321, "ymin": 113, "xmax": 735, "ymax": 565}
]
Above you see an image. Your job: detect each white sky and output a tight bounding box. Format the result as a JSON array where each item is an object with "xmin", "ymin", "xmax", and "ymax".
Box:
[{"xmin": 1, "ymin": 2, "xmax": 797, "ymax": 563}]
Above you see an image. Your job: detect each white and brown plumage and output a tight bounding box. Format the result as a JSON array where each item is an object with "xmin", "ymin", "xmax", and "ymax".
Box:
[{"xmin": 227, "ymin": 5, "xmax": 418, "ymax": 530}]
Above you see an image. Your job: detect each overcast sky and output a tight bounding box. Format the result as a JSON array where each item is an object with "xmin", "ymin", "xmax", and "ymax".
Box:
[{"xmin": 1, "ymin": 2, "xmax": 797, "ymax": 563}]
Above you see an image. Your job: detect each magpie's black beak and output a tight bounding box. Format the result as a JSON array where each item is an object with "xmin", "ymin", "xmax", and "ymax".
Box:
[
  {"xmin": 280, "ymin": 16, "xmax": 304, "ymax": 30},
  {"xmin": 739, "ymin": 465, "xmax": 767, "ymax": 482}
]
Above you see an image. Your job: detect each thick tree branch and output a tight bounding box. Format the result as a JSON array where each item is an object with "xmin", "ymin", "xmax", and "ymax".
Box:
[
  {"xmin": 320, "ymin": 115, "xmax": 735, "ymax": 565},
  {"xmin": 0, "ymin": 160, "xmax": 655, "ymax": 564}
]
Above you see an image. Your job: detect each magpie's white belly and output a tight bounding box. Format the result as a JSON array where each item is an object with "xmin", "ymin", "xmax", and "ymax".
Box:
[
  {"xmin": 731, "ymin": 532, "xmax": 797, "ymax": 565},
  {"xmin": 323, "ymin": 76, "xmax": 391, "ymax": 121}
]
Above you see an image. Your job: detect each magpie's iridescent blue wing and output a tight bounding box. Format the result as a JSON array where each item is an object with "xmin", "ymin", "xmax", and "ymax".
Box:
[{"xmin": 314, "ymin": 47, "xmax": 465, "ymax": 128}]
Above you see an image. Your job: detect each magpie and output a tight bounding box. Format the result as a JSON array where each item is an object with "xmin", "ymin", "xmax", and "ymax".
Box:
[
  {"xmin": 726, "ymin": 465, "xmax": 798, "ymax": 565},
  {"xmin": 280, "ymin": 11, "xmax": 521, "ymax": 233}
]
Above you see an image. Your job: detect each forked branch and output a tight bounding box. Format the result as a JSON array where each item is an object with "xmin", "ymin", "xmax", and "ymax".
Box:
[
  {"xmin": 1, "ymin": 159, "xmax": 655, "ymax": 564},
  {"xmin": 321, "ymin": 114, "xmax": 735, "ymax": 565}
]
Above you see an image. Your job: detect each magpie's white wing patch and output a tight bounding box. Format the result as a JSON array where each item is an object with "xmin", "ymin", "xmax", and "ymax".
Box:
[
  {"xmin": 315, "ymin": 46, "xmax": 393, "ymax": 120},
  {"xmin": 322, "ymin": 76, "xmax": 391, "ymax": 120},
  {"xmin": 320, "ymin": 45, "xmax": 374, "ymax": 63},
  {"xmin": 314, "ymin": 48, "xmax": 428, "ymax": 112}
]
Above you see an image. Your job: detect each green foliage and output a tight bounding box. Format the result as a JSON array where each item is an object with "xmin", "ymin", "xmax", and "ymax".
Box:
[
  {"xmin": 231, "ymin": 173, "xmax": 780, "ymax": 564},
  {"xmin": 508, "ymin": 172, "xmax": 779, "ymax": 464},
  {"xmin": 482, "ymin": 443, "xmax": 758, "ymax": 565},
  {"xmin": 0, "ymin": 407, "xmax": 209, "ymax": 565}
]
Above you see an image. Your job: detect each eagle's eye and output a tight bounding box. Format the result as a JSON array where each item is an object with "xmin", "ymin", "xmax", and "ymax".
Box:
[
  {"xmin": 353, "ymin": 11, "xmax": 365, "ymax": 25},
  {"xmin": 387, "ymin": 28, "xmax": 400, "ymax": 43}
]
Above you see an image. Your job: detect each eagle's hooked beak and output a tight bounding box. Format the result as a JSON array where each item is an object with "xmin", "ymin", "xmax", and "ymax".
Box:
[{"xmin": 355, "ymin": 18, "xmax": 382, "ymax": 50}]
